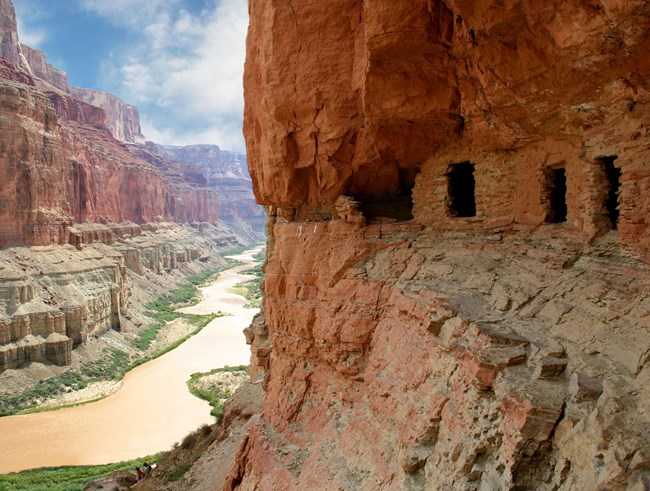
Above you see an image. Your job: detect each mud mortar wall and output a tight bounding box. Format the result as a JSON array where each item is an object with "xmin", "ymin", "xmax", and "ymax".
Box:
[
  {"xmin": 244, "ymin": 0, "xmax": 650, "ymax": 257},
  {"xmin": 238, "ymin": 0, "xmax": 650, "ymax": 489}
]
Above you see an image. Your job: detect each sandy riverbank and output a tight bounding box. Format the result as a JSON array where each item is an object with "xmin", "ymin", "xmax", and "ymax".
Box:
[
  {"xmin": 37, "ymin": 316, "xmax": 202, "ymax": 411},
  {"xmin": 30, "ymin": 245, "xmax": 264, "ymax": 413}
]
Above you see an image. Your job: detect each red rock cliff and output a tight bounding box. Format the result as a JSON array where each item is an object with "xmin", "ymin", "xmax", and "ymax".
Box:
[
  {"xmin": 244, "ymin": 0, "xmax": 650, "ymax": 256},
  {"xmin": 236, "ymin": 1, "xmax": 650, "ymax": 489},
  {"xmin": 20, "ymin": 44, "xmax": 68, "ymax": 92},
  {"xmin": 69, "ymin": 86, "xmax": 146, "ymax": 144},
  {"xmin": 146, "ymin": 143, "xmax": 266, "ymax": 230},
  {"xmin": 0, "ymin": 59, "xmax": 219, "ymax": 247}
]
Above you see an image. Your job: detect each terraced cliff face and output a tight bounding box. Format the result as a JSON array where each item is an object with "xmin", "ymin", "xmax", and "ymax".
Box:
[
  {"xmin": 20, "ymin": 44, "xmax": 68, "ymax": 92},
  {"xmin": 0, "ymin": 0, "xmax": 237, "ymax": 376},
  {"xmin": 145, "ymin": 143, "xmax": 266, "ymax": 231},
  {"xmin": 234, "ymin": 0, "xmax": 650, "ymax": 489},
  {"xmin": 0, "ymin": 221, "xmax": 244, "ymax": 374},
  {"xmin": 69, "ymin": 86, "xmax": 146, "ymax": 144},
  {"xmin": 0, "ymin": 61, "xmax": 220, "ymax": 247}
]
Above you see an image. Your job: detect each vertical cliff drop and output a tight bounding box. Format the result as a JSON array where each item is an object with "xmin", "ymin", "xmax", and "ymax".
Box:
[{"xmin": 228, "ymin": 0, "xmax": 650, "ymax": 489}]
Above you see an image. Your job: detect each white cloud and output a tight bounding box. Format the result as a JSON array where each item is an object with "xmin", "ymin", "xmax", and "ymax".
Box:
[
  {"xmin": 14, "ymin": 0, "xmax": 48, "ymax": 48},
  {"xmin": 77, "ymin": 0, "xmax": 182, "ymax": 28},
  {"xmin": 141, "ymin": 115, "xmax": 244, "ymax": 152},
  {"xmin": 79, "ymin": 0, "xmax": 248, "ymax": 151}
]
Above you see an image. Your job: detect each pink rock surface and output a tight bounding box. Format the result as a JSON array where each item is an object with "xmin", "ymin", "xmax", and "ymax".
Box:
[{"xmin": 235, "ymin": 0, "xmax": 650, "ymax": 489}]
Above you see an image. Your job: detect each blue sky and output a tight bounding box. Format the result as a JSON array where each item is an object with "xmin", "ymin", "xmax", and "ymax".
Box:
[{"xmin": 13, "ymin": 0, "xmax": 248, "ymax": 151}]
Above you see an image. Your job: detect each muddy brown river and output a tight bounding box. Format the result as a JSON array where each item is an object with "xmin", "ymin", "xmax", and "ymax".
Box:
[{"xmin": 0, "ymin": 247, "xmax": 263, "ymax": 474}]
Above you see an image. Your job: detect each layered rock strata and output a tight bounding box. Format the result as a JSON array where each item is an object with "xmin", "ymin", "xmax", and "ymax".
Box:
[
  {"xmin": 0, "ymin": 245, "xmax": 124, "ymax": 371},
  {"xmin": 69, "ymin": 87, "xmax": 145, "ymax": 144},
  {"xmin": 229, "ymin": 222, "xmax": 650, "ymax": 490},
  {"xmin": 20, "ymin": 44, "xmax": 68, "ymax": 92},
  {"xmin": 0, "ymin": 61, "xmax": 219, "ymax": 247},
  {"xmin": 0, "ymin": 222, "xmax": 241, "ymax": 372},
  {"xmin": 0, "ymin": 0, "xmax": 27, "ymax": 71},
  {"xmin": 0, "ymin": 0, "xmax": 264, "ymax": 379},
  {"xmin": 244, "ymin": 0, "xmax": 650, "ymax": 257},
  {"xmin": 231, "ymin": 0, "xmax": 650, "ymax": 489},
  {"xmin": 146, "ymin": 143, "xmax": 266, "ymax": 231}
]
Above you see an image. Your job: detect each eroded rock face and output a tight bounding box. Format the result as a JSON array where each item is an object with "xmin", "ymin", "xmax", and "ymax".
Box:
[
  {"xmin": 0, "ymin": 0, "xmax": 26, "ymax": 71},
  {"xmin": 244, "ymin": 0, "xmax": 650, "ymax": 256},
  {"xmin": 20, "ymin": 44, "xmax": 68, "ymax": 92},
  {"xmin": 147, "ymin": 144, "xmax": 266, "ymax": 231},
  {"xmin": 0, "ymin": 67, "xmax": 220, "ymax": 247},
  {"xmin": 0, "ymin": 245, "xmax": 125, "ymax": 371},
  {"xmin": 0, "ymin": 222, "xmax": 241, "ymax": 372},
  {"xmin": 234, "ymin": 0, "xmax": 650, "ymax": 489},
  {"xmin": 69, "ymin": 87, "xmax": 146, "ymax": 144},
  {"xmin": 0, "ymin": 76, "xmax": 164, "ymax": 245},
  {"xmin": 229, "ymin": 220, "xmax": 650, "ymax": 490}
]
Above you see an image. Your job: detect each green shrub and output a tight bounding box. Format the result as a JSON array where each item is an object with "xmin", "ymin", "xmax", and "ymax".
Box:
[
  {"xmin": 0, "ymin": 350, "xmax": 132, "ymax": 415},
  {"xmin": 181, "ymin": 432, "xmax": 197, "ymax": 450},
  {"xmin": 186, "ymin": 366, "xmax": 247, "ymax": 423},
  {"xmin": 0, "ymin": 452, "xmax": 163, "ymax": 491}
]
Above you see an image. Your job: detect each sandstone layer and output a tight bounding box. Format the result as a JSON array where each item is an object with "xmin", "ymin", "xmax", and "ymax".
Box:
[
  {"xmin": 0, "ymin": 0, "xmax": 27, "ymax": 71},
  {"xmin": 147, "ymin": 143, "xmax": 266, "ymax": 231},
  {"xmin": 0, "ymin": 0, "xmax": 266, "ymax": 384},
  {"xmin": 244, "ymin": 0, "xmax": 650, "ymax": 258},
  {"xmin": 228, "ymin": 0, "xmax": 650, "ymax": 489},
  {"xmin": 69, "ymin": 87, "xmax": 146, "ymax": 144},
  {"xmin": 0, "ymin": 222, "xmax": 248, "ymax": 374},
  {"xmin": 0, "ymin": 60, "xmax": 220, "ymax": 247},
  {"xmin": 21, "ymin": 44, "xmax": 68, "ymax": 92}
]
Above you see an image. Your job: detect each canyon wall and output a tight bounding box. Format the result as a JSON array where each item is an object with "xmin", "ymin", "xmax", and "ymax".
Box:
[
  {"xmin": 244, "ymin": 0, "xmax": 650, "ymax": 257},
  {"xmin": 0, "ymin": 222, "xmax": 243, "ymax": 372},
  {"xmin": 0, "ymin": 58, "xmax": 220, "ymax": 247},
  {"xmin": 231, "ymin": 0, "xmax": 650, "ymax": 489},
  {"xmin": 0, "ymin": 0, "xmax": 224, "ymax": 249},
  {"xmin": 0, "ymin": 0, "xmax": 262, "ymax": 241},
  {"xmin": 0, "ymin": 0, "xmax": 249, "ymax": 375},
  {"xmin": 20, "ymin": 44, "xmax": 68, "ymax": 92},
  {"xmin": 69, "ymin": 87, "xmax": 146, "ymax": 144},
  {"xmin": 148, "ymin": 143, "xmax": 266, "ymax": 231},
  {"xmin": 0, "ymin": 0, "xmax": 26, "ymax": 71}
]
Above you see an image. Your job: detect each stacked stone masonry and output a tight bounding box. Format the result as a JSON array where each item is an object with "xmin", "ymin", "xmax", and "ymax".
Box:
[{"xmin": 244, "ymin": 0, "xmax": 650, "ymax": 258}]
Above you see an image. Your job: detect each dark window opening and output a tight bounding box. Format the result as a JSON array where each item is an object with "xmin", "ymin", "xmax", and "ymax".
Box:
[
  {"xmin": 447, "ymin": 162, "xmax": 476, "ymax": 217},
  {"xmin": 547, "ymin": 168, "xmax": 567, "ymax": 223},
  {"xmin": 355, "ymin": 166, "xmax": 418, "ymax": 222},
  {"xmin": 601, "ymin": 156, "xmax": 621, "ymax": 229}
]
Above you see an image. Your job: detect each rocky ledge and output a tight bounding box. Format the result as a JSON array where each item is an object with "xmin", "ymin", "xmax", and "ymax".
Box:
[{"xmin": 229, "ymin": 0, "xmax": 650, "ymax": 489}]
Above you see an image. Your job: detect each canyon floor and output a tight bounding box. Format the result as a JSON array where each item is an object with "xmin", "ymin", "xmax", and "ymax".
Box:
[{"xmin": 0, "ymin": 223, "xmax": 263, "ymax": 410}]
